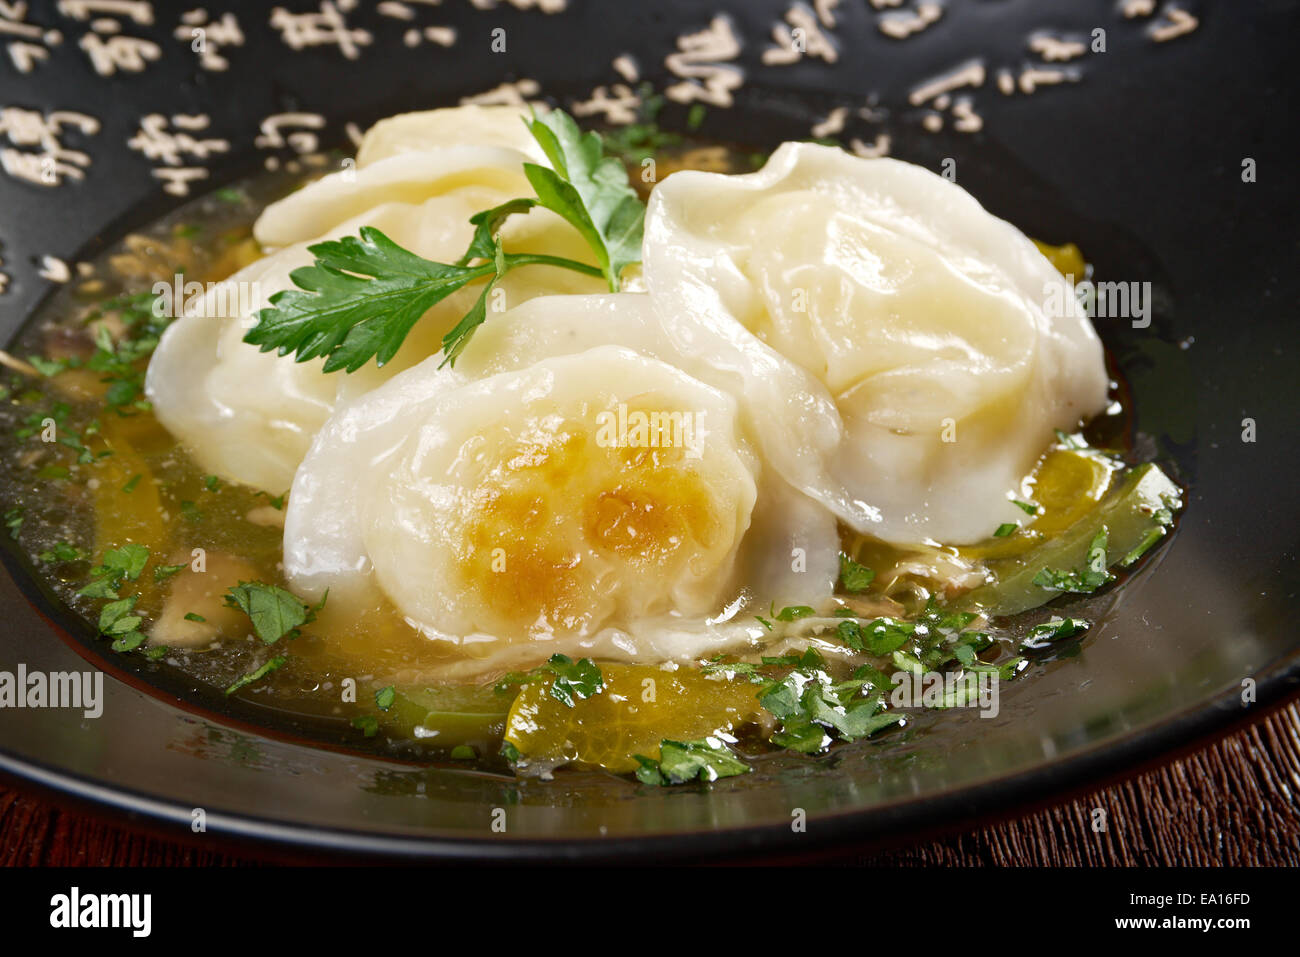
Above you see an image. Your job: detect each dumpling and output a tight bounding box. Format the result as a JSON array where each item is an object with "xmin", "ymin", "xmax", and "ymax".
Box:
[
  {"xmin": 283, "ymin": 294, "xmax": 841, "ymax": 674},
  {"xmin": 354, "ymin": 104, "xmax": 546, "ymax": 168},
  {"xmin": 643, "ymin": 142, "xmax": 1110, "ymax": 545},
  {"xmin": 147, "ymin": 110, "xmax": 603, "ymax": 495},
  {"xmin": 256, "ymin": 105, "xmax": 545, "ymax": 249}
]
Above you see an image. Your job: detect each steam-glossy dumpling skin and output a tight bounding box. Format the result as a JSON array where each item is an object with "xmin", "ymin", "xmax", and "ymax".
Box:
[
  {"xmin": 284, "ymin": 295, "xmax": 841, "ymax": 672},
  {"xmin": 146, "ymin": 109, "xmax": 602, "ymax": 495},
  {"xmin": 256, "ymin": 106, "xmax": 545, "ymax": 249},
  {"xmin": 644, "ymin": 142, "xmax": 1110, "ymax": 544},
  {"xmin": 355, "ymin": 104, "xmax": 546, "ymax": 168}
]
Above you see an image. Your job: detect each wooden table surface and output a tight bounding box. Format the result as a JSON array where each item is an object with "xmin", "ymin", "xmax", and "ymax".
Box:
[{"xmin": 3, "ymin": 701, "xmax": 1297, "ymax": 866}]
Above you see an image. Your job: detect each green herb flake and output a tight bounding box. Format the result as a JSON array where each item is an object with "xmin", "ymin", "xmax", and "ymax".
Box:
[
  {"xmin": 110, "ymin": 631, "xmax": 146, "ymax": 653},
  {"xmin": 97, "ymin": 595, "xmax": 141, "ymax": 636},
  {"xmin": 1032, "ymin": 528, "xmax": 1115, "ymax": 594},
  {"xmin": 1022, "ymin": 616, "xmax": 1090, "ymax": 650},
  {"xmin": 224, "ymin": 581, "xmax": 314, "ymax": 644},
  {"xmin": 635, "ymin": 737, "xmax": 749, "ymax": 786},
  {"xmin": 838, "ymin": 552, "xmax": 876, "ymax": 592},
  {"xmin": 225, "ymin": 656, "xmax": 287, "ymax": 695},
  {"xmin": 543, "ymin": 654, "xmax": 604, "ymax": 708},
  {"xmin": 522, "ymin": 108, "xmax": 646, "ymax": 292},
  {"xmin": 38, "ymin": 542, "xmax": 87, "ymax": 564},
  {"xmin": 153, "ymin": 562, "xmax": 186, "ymax": 582},
  {"xmin": 350, "ymin": 714, "xmax": 379, "ymax": 738},
  {"xmin": 774, "ymin": 605, "xmax": 816, "ymax": 622},
  {"xmin": 26, "ymin": 355, "xmax": 67, "ymax": 377}
]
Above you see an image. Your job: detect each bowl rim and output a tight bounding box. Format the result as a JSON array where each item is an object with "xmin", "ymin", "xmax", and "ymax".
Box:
[{"xmin": 2, "ymin": 635, "xmax": 1295, "ymax": 863}]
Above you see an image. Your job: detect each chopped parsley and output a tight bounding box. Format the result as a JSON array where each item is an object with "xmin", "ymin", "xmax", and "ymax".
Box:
[
  {"xmin": 756, "ymin": 650, "xmax": 901, "ymax": 754},
  {"xmin": 1022, "ymin": 617, "xmax": 1090, "ymax": 651},
  {"xmin": 1120, "ymin": 498, "xmax": 1177, "ymax": 567},
  {"xmin": 38, "ymin": 542, "xmax": 87, "ymax": 564},
  {"xmin": 350, "ymin": 714, "xmax": 379, "ymax": 737},
  {"xmin": 225, "ymin": 656, "xmax": 287, "ymax": 696},
  {"xmin": 774, "ymin": 604, "xmax": 816, "ymax": 622},
  {"xmin": 494, "ymin": 653, "xmax": 604, "ymax": 708},
  {"xmin": 1033, "ymin": 528, "xmax": 1114, "ymax": 593},
  {"xmin": 152, "ymin": 562, "xmax": 186, "ymax": 582},
  {"xmin": 633, "ymin": 737, "xmax": 749, "ymax": 785},
  {"xmin": 838, "ymin": 552, "xmax": 876, "ymax": 592},
  {"xmin": 223, "ymin": 581, "xmax": 319, "ymax": 644},
  {"xmin": 78, "ymin": 543, "xmax": 150, "ymax": 599},
  {"xmin": 4, "ymin": 507, "xmax": 22, "ymax": 539}
]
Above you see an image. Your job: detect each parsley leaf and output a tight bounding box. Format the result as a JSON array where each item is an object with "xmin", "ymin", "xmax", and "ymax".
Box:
[
  {"xmin": 1120, "ymin": 498, "xmax": 1178, "ymax": 566},
  {"xmin": 242, "ymin": 108, "xmax": 625, "ymax": 373},
  {"xmin": 774, "ymin": 604, "xmax": 816, "ymax": 622},
  {"xmin": 542, "ymin": 654, "xmax": 604, "ymax": 708},
  {"xmin": 836, "ymin": 617, "xmax": 915, "ymax": 656},
  {"xmin": 1032, "ymin": 528, "xmax": 1114, "ymax": 593},
  {"xmin": 97, "ymin": 595, "xmax": 142, "ymax": 637},
  {"xmin": 1022, "ymin": 616, "xmax": 1090, "ymax": 650},
  {"xmin": 523, "ymin": 109, "xmax": 645, "ymax": 291},
  {"xmin": 78, "ymin": 543, "xmax": 150, "ymax": 598},
  {"xmin": 758, "ymin": 660, "xmax": 900, "ymax": 753},
  {"xmin": 223, "ymin": 581, "xmax": 317, "ymax": 644},
  {"xmin": 39, "ymin": 542, "xmax": 87, "ymax": 564},
  {"xmin": 838, "ymin": 552, "xmax": 875, "ymax": 592},
  {"xmin": 153, "ymin": 562, "xmax": 186, "ymax": 582},
  {"xmin": 493, "ymin": 653, "xmax": 604, "ymax": 707},
  {"xmin": 226, "ymin": 656, "xmax": 287, "ymax": 695},
  {"xmin": 351, "ymin": 714, "xmax": 379, "ymax": 737},
  {"xmin": 245, "ymin": 227, "xmax": 497, "ymax": 374},
  {"xmin": 634, "ymin": 737, "xmax": 749, "ymax": 785}
]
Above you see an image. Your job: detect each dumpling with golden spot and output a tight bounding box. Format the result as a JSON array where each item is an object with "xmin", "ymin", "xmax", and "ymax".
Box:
[
  {"xmin": 283, "ymin": 294, "xmax": 842, "ymax": 678},
  {"xmin": 288, "ymin": 348, "xmax": 757, "ymax": 666}
]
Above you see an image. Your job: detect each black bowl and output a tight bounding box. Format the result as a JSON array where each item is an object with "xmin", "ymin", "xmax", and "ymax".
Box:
[{"xmin": 0, "ymin": 0, "xmax": 1295, "ymax": 862}]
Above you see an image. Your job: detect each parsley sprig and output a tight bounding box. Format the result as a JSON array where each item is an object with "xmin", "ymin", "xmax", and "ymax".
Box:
[{"xmin": 243, "ymin": 108, "xmax": 643, "ymax": 373}]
